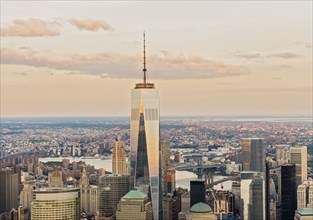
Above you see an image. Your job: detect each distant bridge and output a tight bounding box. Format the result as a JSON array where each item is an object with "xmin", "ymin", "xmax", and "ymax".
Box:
[
  {"xmin": 174, "ymin": 163, "xmax": 225, "ymax": 171},
  {"xmin": 205, "ymin": 174, "xmax": 241, "ymax": 189}
]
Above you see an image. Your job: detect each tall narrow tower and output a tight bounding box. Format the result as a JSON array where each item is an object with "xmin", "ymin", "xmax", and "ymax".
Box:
[
  {"xmin": 130, "ymin": 33, "xmax": 162, "ymax": 220},
  {"xmin": 112, "ymin": 138, "xmax": 127, "ymax": 174},
  {"xmin": 290, "ymin": 145, "xmax": 307, "ymax": 188}
]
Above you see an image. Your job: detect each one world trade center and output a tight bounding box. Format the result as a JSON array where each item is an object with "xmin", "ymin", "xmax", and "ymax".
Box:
[{"xmin": 130, "ymin": 33, "xmax": 162, "ymax": 220}]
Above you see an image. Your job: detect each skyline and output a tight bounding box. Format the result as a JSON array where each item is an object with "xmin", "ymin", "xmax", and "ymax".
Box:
[{"xmin": 1, "ymin": 1, "xmax": 312, "ymax": 117}]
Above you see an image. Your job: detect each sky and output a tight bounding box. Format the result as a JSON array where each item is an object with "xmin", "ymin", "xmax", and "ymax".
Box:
[{"xmin": 1, "ymin": 1, "xmax": 312, "ymax": 117}]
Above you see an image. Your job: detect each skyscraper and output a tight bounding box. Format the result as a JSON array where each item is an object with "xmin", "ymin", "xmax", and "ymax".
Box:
[
  {"xmin": 297, "ymin": 180, "xmax": 313, "ymax": 209},
  {"xmin": 249, "ymin": 175, "xmax": 265, "ymax": 220},
  {"xmin": 112, "ymin": 138, "xmax": 127, "ymax": 174},
  {"xmin": 19, "ymin": 180, "xmax": 35, "ymax": 209},
  {"xmin": 290, "ymin": 146, "xmax": 307, "ymax": 188},
  {"xmin": 231, "ymin": 181, "xmax": 241, "ymax": 216},
  {"xmin": 161, "ymin": 141, "xmax": 170, "ymax": 195},
  {"xmin": 275, "ymin": 145, "xmax": 290, "ymax": 165},
  {"xmin": 190, "ymin": 180, "xmax": 206, "ymax": 208},
  {"xmin": 241, "ymin": 138, "xmax": 265, "ymax": 172},
  {"xmin": 0, "ymin": 167, "xmax": 18, "ymax": 213},
  {"xmin": 99, "ymin": 174, "xmax": 130, "ymax": 218},
  {"xmin": 31, "ymin": 187, "xmax": 80, "ymax": 220},
  {"xmin": 240, "ymin": 171, "xmax": 265, "ymax": 220},
  {"xmin": 80, "ymin": 167, "xmax": 99, "ymax": 215},
  {"xmin": 130, "ymin": 33, "xmax": 162, "ymax": 220},
  {"xmin": 281, "ymin": 164, "xmax": 296, "ymax": 220},
  {"xmin": 297, "ymin": 184, "xmax": 307, "ymax": 209},
  {"xmin": 167, "ymin": 169, "xmax": 176, "ymax": 195}
]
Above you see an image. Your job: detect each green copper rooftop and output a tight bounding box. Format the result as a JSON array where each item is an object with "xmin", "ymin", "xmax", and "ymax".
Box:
[
  {"xmin": 190, "ymin": 202, "xmax": 212, "ymax": 213},
  {"xmin": 297, "ymin": 208, "xmax": 313, "ymax": 216},
  {"xmin": 122, "ymin": 189, "xmax": 147, "ymax": 200}
]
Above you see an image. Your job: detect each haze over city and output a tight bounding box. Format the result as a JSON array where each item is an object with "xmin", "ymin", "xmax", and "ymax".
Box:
[
  {"xmin": 1, "ymin": 2, "xmax": 313, "ymax": 220},
  {"xmin": 1, "ymin": 1, "xmax": 312, "ymax": 117}
]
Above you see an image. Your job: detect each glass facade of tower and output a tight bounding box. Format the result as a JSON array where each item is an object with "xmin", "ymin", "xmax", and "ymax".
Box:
[{"xmin": 130, "ymin": 87, "xmax": 162, "ymax": 220}]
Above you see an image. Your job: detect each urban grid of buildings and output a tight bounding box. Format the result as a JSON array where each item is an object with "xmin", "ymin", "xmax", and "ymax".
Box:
[{"xmin": 1, "ymin": 36, "xmax": 313, "ymax": 220}]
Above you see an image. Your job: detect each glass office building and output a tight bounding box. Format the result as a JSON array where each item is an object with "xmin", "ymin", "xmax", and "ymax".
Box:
[{"xmin": 130, "ymin": 33, "xmax": 162, "ymax": 220}]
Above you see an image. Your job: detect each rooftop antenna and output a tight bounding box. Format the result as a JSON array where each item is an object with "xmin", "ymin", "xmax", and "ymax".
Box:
[{"xmin": 143, "ymin": 31, "xmax": 147, "ymax": 85}]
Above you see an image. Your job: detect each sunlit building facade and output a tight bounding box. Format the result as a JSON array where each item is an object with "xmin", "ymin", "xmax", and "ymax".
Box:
[
  {"xmin": 80, "ymin": 167, "xmax": 99, "ymax": 215},
  {"xmin": 290, "ymin": 146, "xmax": 307, "ymax": 188},
  {"xmin": 130, "ymin": 33, "xmax": 162, "ymax": 220},
  {"xmin": 31, "ymin": 187, "xmax": 80, "ymax": 220},
  {"xmin": 112, "ymin": 139, "xmax": 127, "ymax": 174}
]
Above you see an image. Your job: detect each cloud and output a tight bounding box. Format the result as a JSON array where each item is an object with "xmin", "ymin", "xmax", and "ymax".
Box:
[
  {"xmin": 233, "ymin": 51, "xmax": 262, "ymax": 60},
  {"xmin": 272, "ymin": 77, "xmax": 282, "ymax": 80},
  {"xmin": 233, "ymin": 51, "xmax": 300, "ymax": 61},
  {"xmin": 279, "ymin": 65, "xmax": 293, "ymax": 69},
  {"xmin": 224, "ymin": 87, "xmax": 311, "ymax": 93},
  {"xmin": 68, "ymin": 18, "xmax": 113, "ymax": 31},
  {"xmin": 270, "ymin": 53, "xmax": 299, "ymax": 59},
  {"xmin": 0, "ymin": 18, "xmax": 60, "ymax": 37},
  {"xmin": 0, "ymin": 47, "xmax": 249, "ymax": 80},
  {"xmin": 217, "ymin": 82, "xmax": 232, "ymax": 85}
]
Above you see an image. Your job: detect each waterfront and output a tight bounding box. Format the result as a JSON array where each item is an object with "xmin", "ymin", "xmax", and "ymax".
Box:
[{"xmin": 39, "ymin": 157, "xmax": 233, "ymax": 190}]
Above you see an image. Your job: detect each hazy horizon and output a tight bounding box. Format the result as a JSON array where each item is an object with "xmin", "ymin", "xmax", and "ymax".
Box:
[{"xmin": 1, "ymin": 114, "xmax": 312, "ymax": 119}]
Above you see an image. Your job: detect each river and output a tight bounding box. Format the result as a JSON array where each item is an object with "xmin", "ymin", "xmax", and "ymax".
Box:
[{"xmin": 39, "ymin": 157, "xmax": 233, "ymax": 190}]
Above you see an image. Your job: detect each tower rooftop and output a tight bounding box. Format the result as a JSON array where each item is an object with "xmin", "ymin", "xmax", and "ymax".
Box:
[
  {"xmin": 122, "ymin": 189, "xmax": 147, "ymax": 200},
  {"xmin": 135, "ymin": 82, "xmax": 155, "ymax": 89}
]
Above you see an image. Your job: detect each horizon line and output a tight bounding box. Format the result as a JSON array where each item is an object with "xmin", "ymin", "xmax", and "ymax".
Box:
[{"xmin": 1, "ymin": 113, "xmax": 312, "ymax": 119}]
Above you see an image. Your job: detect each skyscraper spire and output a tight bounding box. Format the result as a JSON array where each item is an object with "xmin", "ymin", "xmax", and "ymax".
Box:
[
  {"xmin": 135, "ymin": 32, "xmax": 154, "ymax": 89},
  {"xmin": 143, "ymin": 31, "xmax": 147, "ymax": 85}
]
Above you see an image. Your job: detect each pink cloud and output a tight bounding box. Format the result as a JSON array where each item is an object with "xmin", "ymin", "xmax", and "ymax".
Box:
[
  {"xmin": 1, "ymin": 47, "xmax": 249, "ymax": 79},
  {"xmin": 68, "ymin": 18, "xmax": 113, "ymax": 31},
  {"xmin": 0, "ymin": 18, "xmax": 60, "ymax": 37}
]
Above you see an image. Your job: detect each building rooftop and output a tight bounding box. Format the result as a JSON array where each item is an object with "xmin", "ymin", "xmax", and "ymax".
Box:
[
  {"xmin": 122, "ymin": 189, "xmax": 147, "ymax": 200},
  {"xmin": 190, "ymin": 202, "xmax": 212, "ymax": 213},
  {"xmin": 135, "ymin": 82, "xmax": 155, "ymax": 89},
  {"xmin": 297, "ymin": 208, "xmax": 313, "ymax": 216}
]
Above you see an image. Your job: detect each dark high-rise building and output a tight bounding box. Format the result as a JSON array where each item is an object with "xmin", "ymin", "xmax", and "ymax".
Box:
[
  {"xmin": 161, "ymin": 141, "xmax": 170, "ymax": 195},
  {"xmin": 231, "ymin": 181, "xmax": 241, "ymax": 217},
  {"xmin": 266, "ymin": 161, "xmax": 270, "ymax": 220},
  {"xmin": 190, "ymin": 180, "xmax": 205, "ymax": 208},
  {"xmin": 0, "ymin": 167, "xmax": 18, "ymax": 213},
  {"xmin": 130, "ymin": 33, "xmax": 162, "ymax": 220},
  {"xmin": 99, "ymin": 174, "xmax": 130, "ymax": 218},
  {"xmin": 241, "ymin": 138, "xmax": 265, "ymax": 173},
  {"xmin": 281, "ymin": 164, "xmax": 296, "ymax": 220},
  {"xmin": 249, "ymin": 175, "xmax": 264, "ymax": 220}
]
